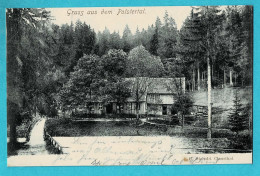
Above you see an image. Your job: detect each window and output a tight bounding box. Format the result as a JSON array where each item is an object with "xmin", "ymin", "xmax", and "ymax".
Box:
[
  {"xmin": 98, "ymin": 103, "xmax": 103, "ymax": 110},
  {"xmin": 120, "ymin": 105, "xmax": 124, "ymax": 112},
  {"xmin": 149, "ymin": 94, "xmax": 160, "ymax": 103},
  {"xmin": 151, "ymin": 94, "xmax": 155, "ymax": 102},
  {"xmin": 162, "ymin": 105, "xmax": 167, "ymax": 115},
  {"xmin": 90, "ymin": 104, "xmax": 94, "ymax": 113},
  {"xmin": 127, "ymin": 103, "xmax": 131, "ymax": 113},
  {"xmin": 132, "ymin": 103, "xmax": 136, "ymax": 110}
]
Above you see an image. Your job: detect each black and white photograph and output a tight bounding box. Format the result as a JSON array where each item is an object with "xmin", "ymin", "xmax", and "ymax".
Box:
[{"xmin": 6, "ymin": 6, "xmax": 253, "ymax": 166}]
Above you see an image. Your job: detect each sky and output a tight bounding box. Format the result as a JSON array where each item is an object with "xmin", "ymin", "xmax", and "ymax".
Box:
[{"xmin": 46, "ymin": 6, "xmax": 193, "ymax": 35}]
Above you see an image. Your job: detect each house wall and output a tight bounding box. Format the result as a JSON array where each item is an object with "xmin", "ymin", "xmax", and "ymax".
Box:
[
  {"xmin": 75, "ymin": 102, "xmax": 104, "ymax": 115},
  {"xmin": 94, "ymin": 103, "xmax": 104, "ymax": 114},
  {"xmin": 78, "ymin": 97, "xmax": 173, "ymax": 116},
  {"xmin": 147, "ymin": 104, "xmax": 162, "ymax": 115},
  {"xmin": 147, "ymin": 94, "xmax": 174, "ymax": 104},
  {"xmin": 160, "ymin": 94, "xmax": 174, "ymax": 104},
  {"xmin": 139, "ymin": 102, "xmax": 146, "ymax": 114},
  {"xmin": 112, "ymin": 103, "xmax": 117, "ymax": 113},
  {"xmin": 167, "ymin": 105, "xmax": 171, "ymax": 114},
  {"xmin": 79, "ymin": 103, "xmax": 103, "ymax": 114},
  {"xmin": 147, "ymin": 104, "xmax": 172, "ymax": 115},
  {"xmin": 122, "ymin": 102, "xmax": 146, "ymax": 114},
  {"xmin": 89, "ymin": 96, "xmax": 174, "ymax": 116},
  {"xmin": 123, "ymin": 102, "xmax": 136, "ymax": 114}
]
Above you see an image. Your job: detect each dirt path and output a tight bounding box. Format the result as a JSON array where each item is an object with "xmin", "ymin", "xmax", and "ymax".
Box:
[
  {"xmin": 28, "ymin": 118, "xmax": 46, "ymax": 146},
  {"xmin": 11, "ymin": 118, "xmax": 49, "ymax": 155}
]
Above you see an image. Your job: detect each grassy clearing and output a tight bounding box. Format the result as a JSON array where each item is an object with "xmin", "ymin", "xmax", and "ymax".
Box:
[{"xmin": 189, "ymin": 87, "xmax": 252, "ymax": 128}]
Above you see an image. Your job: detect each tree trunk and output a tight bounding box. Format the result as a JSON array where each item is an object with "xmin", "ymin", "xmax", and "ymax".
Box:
[
  {"xmin": 9, "ymin": 118, "xmax": 17, "ymax": 144},
  {"xmin": 145, "ymin": 96, "xmax": 148, "ymax": 121},
  {"xmin": 34, "ymin": 97, "xmax": 37, "ymax": 116},
  {"xmin": 197, "ymin": 64, "xmax": 200, "ymax": 91},
  {"xmin": 136, "ymin": 103, "xmax": 139, "ymax": 121},
  {"xmin": 234, "ymin": 72, "xmax": 237, "ymax": 86},
  {"xmin": 224, "ymin": 70, "xmax": 226, "ymax": 88},
  {"xmin": 192, "ymin": 68, "xmax": 195, "ymax": 91},
  {"xmin": 206, "ymin": 8, "xmax": 212, "ymax": 139},
  {"xmin": 182, "ymin": 114, "xmax": 185, "ymax": 129},
  {"xmin": 203, "ymin": 71, "xmax": 206, "ymax": 89},
  {"xmin": 207, "ymin": 55, "xmax": 212, "ymax": 139},
  {"xmin": 230, "ymin": 69, "xmax": 233, "ymax": 86},
  {"xmin": 212, "ymin": 63, "xmax": 214, "ymax": 85}
]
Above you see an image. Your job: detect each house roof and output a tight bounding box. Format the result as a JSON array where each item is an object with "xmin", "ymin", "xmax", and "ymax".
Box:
[
  {"xmin": 126, "ymin": 77, "xmax": 185, "ymax": 94},
  {"xmin": 147, "ymin": 77, "xmax": 185, "ymax": 94}
]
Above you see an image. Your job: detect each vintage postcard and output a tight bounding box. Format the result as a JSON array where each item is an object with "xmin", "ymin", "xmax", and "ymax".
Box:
[{"xmin": 6, "ymin": 5, "xmax": 253, "ymax": 166}]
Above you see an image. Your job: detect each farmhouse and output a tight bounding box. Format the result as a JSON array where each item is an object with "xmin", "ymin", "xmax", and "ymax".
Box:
[{"xmin": 88, "ymin": 77, "xmax": 185, "ymax": 116}]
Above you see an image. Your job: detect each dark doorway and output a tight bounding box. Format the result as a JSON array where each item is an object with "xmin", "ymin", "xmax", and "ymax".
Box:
[
  {"xmin": 162, "ymin": 105, "xmax": 167, "ymax": 115},
  {"xmin": 106, "ymin": 103, "xmax": 113, "ymax": 114}
]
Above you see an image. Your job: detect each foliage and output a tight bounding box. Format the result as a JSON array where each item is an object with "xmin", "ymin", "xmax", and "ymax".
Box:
[
  {"xmin": 149, "ymin": 26, "xmax": 159, "ymax": 56},
  {"xmin": 96, "ymin": 27, "xmax": 111, "ymax": 56},
  {"xmin": 105, "ymin": 80, "xmax": 132, "ymax": 106},
  {"xmin": 59, "ymin": 54, "xmax": 104, "ymax": 110},
  {"xmin": 148, "ymin": 102, "xmax": 162, "ymax": 115},
  {"xmin": 177, "ymin": 6, "xmax": 253, "ymax": 90},
  {"xmin": 171, "ymin": 94, "xmax": 193, "ymax": 115},
  {"xmin": 101, "ymin": 49, "xmax": 128, "ymax": 78},
  {"xmin": 122, "ymin": 25, "xmax": 133, "ymax": 52},
  {"xmin": 125, "ymin": 45, "xmax": 164, "ymax": 77},
  {"xmin": 229, "ymin": 90, "xmax": 249, "ymax": 133},
  {"xmin": 165, "ymin": 78, "xmax": 193, "ymax": 124},
  {"xmin": 100, "ymin": 49, "xmax": 131, "ymax": 109},
  {"xmin": 6, "ymin": 8, "xmax": 51, "ymax": 143},
  {"xmin": 158, "ymin": 11, "xmax": 179, "ymax": 60}
]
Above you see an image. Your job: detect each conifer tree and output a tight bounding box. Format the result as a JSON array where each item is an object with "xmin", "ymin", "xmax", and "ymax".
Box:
[
  {"xmin": 190, "ymin": 6, "xmax": 224, "ymax": 138},
  {"xmin": 158, "ymin": 11, "xmax": 178, "ymax": 60},
  {"xmin": 229, "ymin": 90, "xmax": 248, "ymax": 133},
  {"xmin": 122, "ymin": 24, "xmax": 133, "ymax": 52},
  {"xmin": 149, "ymin": 26, "xmax": 159, "ymax": 56}
]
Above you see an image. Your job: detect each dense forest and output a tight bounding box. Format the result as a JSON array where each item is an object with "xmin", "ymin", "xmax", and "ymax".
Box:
[{"xmin": 7, "ymin": 6, "xmax": 253, "ymax": 143}]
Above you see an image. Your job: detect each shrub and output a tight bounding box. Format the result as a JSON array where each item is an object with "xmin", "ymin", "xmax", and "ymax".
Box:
[
  {"xmin": 171, "ymin": 94, "xmax": 193, "ymax": 115},
  {"xmin": 229, "ymin": 130, "xmax": 252, "ymax": 150}
]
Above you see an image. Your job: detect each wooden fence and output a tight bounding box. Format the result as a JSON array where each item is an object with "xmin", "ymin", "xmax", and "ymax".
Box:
[{"xmin": 43, "ymin": 128, "xmax": 63, "ymax": 154}]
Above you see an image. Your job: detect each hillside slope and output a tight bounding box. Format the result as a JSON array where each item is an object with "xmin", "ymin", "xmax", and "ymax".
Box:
[{"xmin": 189, "ymin": 87, "xmax": 252, "ymax": 128}]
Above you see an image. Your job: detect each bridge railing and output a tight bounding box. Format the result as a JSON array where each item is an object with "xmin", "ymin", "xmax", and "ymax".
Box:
[{"xmin": 43, "ymin": 127, "xmax": 63, "ymax": 154}]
